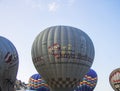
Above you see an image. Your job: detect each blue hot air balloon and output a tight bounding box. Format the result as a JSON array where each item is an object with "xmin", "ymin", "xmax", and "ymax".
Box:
[
  {"xmin": 31, "ymin": 25, "xmax": 95, "ymax": 91},
  {"xmin": 28, "ymin": 73, "xmax": 50, "ymax": 91},
  {"xmin": 0, "ymin": 36, "xmax": 19, "ymax": 91},
  {"xmin": 75, "ymin": 69, "xmax": 98, "ymax": 91}
]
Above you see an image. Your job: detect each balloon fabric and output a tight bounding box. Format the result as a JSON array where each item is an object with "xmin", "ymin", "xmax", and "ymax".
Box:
[
  {"xmin": 28, "ymin": 74, "xmax": 50, "ymax": 91},
  {"xmin": 109, "ymin": 68, "xmax": 120, "ymax": 91},
  {"xmin": 75, "ymin": 69, "xmax": 98, "ymax": 91},
  {"xmin": 0, "ymin": 36, "xmax": 19, "ymax": 91},
  {"xmin": 31, "ymin": 25, "xmax": 95, "ymax": 91}
]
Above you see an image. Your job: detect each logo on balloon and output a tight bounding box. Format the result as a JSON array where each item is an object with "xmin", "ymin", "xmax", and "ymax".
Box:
[
  {"xmin": 48, "ymin": 43, "xmax": 76, "ymax": 59},
  {"xmin": 48, "ymin": 43, "xmax": 92, "ymax": 61},
  {"xmin": 4, "ymin": 52, "xmax": 18, "ymax": 66},
  {"xmin": 5, "ymin": 52, "xmax": 12, "ymax": 63}
]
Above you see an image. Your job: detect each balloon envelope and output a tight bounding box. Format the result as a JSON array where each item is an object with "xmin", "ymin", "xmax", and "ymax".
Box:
[
  {"xmin": 0, "ymin": 36, "xmax": 19, "ymax": 91},
  {"xmin": 75, "ymin": 69, "xmax": 98, "ymax": 91},
  {"xmin": 109, "ymin": 68, "xmax": 120, "ymax": 91},
  {"xmin": 28, "ymin": 74, "xmax": 50, "ymax": 91},
  {"xmin": 31, "ymin": 25, "xmax": 95, "ymax": 91}
]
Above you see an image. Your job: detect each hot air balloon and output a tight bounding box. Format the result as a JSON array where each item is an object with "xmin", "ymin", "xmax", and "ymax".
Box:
[
  {"xmin": 31, "ymin": 25, "xmax": 95, "ymax": 91},
  {"xmin": 109, "ymin": 68, "xmax": 120, "ymax": 91},
  {"xmin": 28, "ymin": 73, "xmax": 50, "ymax": 91},
  {"xmin": 75, "ymin": 69, "xmax": 98, "ymax": 91},
  {"xmin": 0, "ymin": 36, "xmax": 19, "ymax": 91}
]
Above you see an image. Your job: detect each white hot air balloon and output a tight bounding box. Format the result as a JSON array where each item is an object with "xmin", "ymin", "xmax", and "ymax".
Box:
[
  {"xmin": 109, "ymin": 68, "xmax": 120, "ymax": 91},
  {"xmin": 31, "ymin": 25, "xmax": 95, "ymax": 91},
  {"xmin": 0, "ymin": 36, "xmax": 19, "ymax": 91}
]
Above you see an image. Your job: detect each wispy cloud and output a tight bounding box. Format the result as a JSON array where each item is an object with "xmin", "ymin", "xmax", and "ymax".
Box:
[
  {"xmin": 48, "ymin": 2, "xmax": 59, "ymax": 12},
  {"xmin": 25, "ymin": 0, "xmax": 43, "ymax": 10},
  {"xmin": 67, "ymin": 0, "xmax": 76, "ymax": 6},
  {"xmin": 25, "ymin": 0, "xmax": 76, "ymax": 12}
]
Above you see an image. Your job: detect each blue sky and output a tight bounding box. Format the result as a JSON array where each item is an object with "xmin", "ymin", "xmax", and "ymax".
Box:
[{"xmin": 0, "ymin": 0, "xmax": 120, "ymax": 91}]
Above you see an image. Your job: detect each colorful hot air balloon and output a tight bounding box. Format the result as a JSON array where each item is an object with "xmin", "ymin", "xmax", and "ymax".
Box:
[
  {"xmin": 109, "ymin": 68, "xmax": 120, "ymax": 91},
  {"xmin": 31, "ymin": 25, "xmax": 95, "ymax": 91},
  {"xmin": 28, "ymin": 73, "xmax": 50, "ymax": 91},
  {"xmin": 0, "ymin": 36, "xmax": 19, "ymax": 91},
  {"xmin": 75, "ymin": 69, "xmax": 98, "ymax": 91}
]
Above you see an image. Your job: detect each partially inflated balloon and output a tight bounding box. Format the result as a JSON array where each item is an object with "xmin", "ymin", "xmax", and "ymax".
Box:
[
  {"xmin": 31, "ymin": 25, "xmax": 95, "ymax": 91},
  {"xmin": 75, "ymin": 69, "xmax": 98, "ymax": 91},
  {"xmin": 28, "ymin": 74, "xmax": 50, "ymax": 91},
  {"xmin": 0, "ymin": 36, "xmax": 19, "ymax": 91},
  {"xmin": 109, "ymin": 68, "xmax": 120, "ymax": 91}
]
